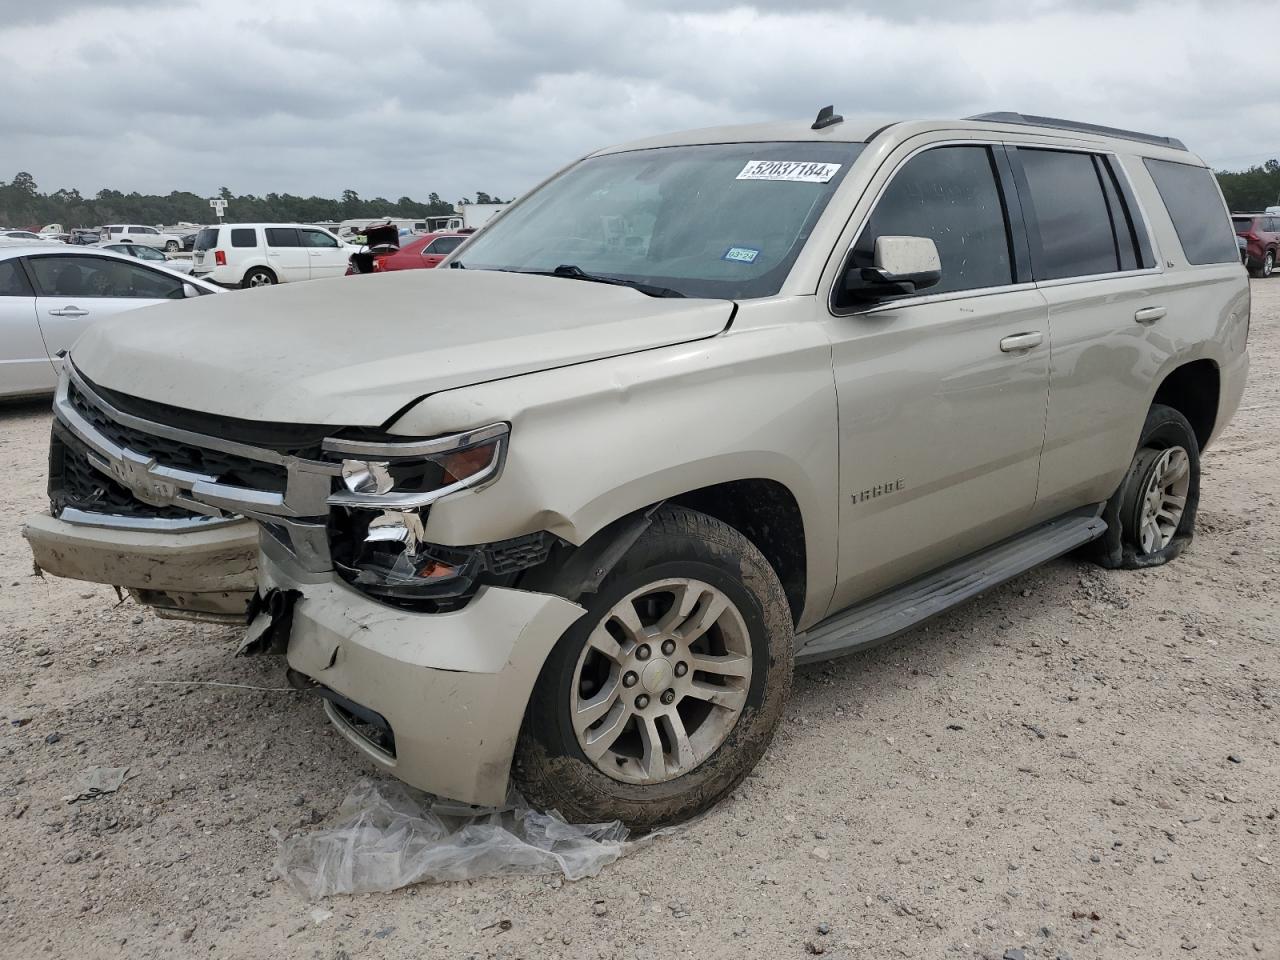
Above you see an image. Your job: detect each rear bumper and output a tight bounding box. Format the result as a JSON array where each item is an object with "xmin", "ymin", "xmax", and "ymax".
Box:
[
  {"xmin": 258, "ymin": 540, "xmax": 584, "ymax": 806},
  {"xmin": 22, "ymin": 512, "xmax": 258, "ymax": 617}
]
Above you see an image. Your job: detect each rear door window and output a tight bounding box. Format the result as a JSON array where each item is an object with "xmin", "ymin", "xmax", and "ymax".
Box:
[
  {"xmin": 1017, "ymin": 149, "xmax": 1121, "ymax": 280},
  {"xmin": 1143, "ymin": 158, "xmax": 1238, "ymax": 265},
  {"xmin": 426, "ymin": 236, "xmax": 465, "ymax": 255},
  {"xmin": 848, "ymin": 144, "xmax": 1014, "ymax": 298},
  {"xmin": 230, "ymin": 228, "xmax": 257, "ymax": 248},
  {"xmin": 265, "ymin": 228, "xmax": 302, "ymax": 247},
  {"xmin": 0, "ymin": 259, "xmax": 34, "ymax": 297}
]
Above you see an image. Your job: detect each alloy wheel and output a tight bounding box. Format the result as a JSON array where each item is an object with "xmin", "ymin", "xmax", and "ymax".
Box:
[
  {"xmin": 1137, "ymin": 445, "xmax": 1190, "ymax": 553},
  {"xmin": 570, "ymin": 578, "xmax": 752, "ymax": 784}
]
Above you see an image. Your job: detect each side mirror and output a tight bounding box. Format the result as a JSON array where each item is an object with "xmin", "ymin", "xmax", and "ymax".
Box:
[
  {"xmin": 182, "ymin": 282, "xmax": 201, "ymax": 298},
  {"xmin": 843, "ymin": 236, "xmax": 942, "ymax": 301}
]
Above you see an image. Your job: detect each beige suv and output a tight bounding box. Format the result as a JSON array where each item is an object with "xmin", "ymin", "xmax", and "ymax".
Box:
[{"xmin": 24, "ymin": 111, "xmax": 1249, "ymax": 827}]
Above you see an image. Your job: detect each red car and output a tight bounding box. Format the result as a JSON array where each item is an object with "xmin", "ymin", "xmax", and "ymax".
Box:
[
  {"xmin": 346, "ymin": 229, "xmax": 468, "ymax": 275},
  {"xmin": 1232, "ymin": 213, "xmax": 1280, "ymax": 278}
]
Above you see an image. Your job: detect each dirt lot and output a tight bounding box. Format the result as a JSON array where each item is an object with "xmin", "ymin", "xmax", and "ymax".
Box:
[{"xmin": 1, "ymin": 284, "xmax": 1277, "ymax": 960}]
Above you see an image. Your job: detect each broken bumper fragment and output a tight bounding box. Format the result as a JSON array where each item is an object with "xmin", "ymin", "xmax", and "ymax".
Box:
[
  {"xmin": 257, "ymin": 537, "xmax": 584, "ymax": 807},
  {"xmin": 22, "ymin": 512, "xmax": 258, "ymax": 619}
]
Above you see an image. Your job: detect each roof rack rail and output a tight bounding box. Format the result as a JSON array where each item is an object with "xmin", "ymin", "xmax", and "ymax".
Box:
[{"xmin": 965, "ymin": 112, "xmax": 1187, "ymax": 151}]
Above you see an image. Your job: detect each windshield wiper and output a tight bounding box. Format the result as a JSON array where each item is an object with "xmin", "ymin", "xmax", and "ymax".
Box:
[{"xmin": 525, "ymin": 264, "xmax": 686, "ymax": 298}]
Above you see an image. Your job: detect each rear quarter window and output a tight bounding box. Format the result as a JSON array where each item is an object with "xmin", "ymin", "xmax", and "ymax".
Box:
[
  {"xmin": 1143, "ymin": 158, "xmax": 1238, "ymax": 265},
  {"xmin": 230, "ymin": 228, "xmax": 257, "ymax": 248}
]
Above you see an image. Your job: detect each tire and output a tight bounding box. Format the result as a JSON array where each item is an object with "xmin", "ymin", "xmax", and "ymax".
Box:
[
  {"xmin": 1265, "ymin": 250, "xmax": 1276, "ymax": 279},
  {"xmin": 513, "ymin": 505, "xmax": 793, "ymax": 829},
  {"xmin": 165, "ymin": 241, "xmax": 179, "ymax": 252},
  {"xmin": 241, "ymin": 267, "xmax": 276, "ymax": 289},
  {"xmin": 1093, "ymin": 404, "xmax": 1200, "ymax": 569}
]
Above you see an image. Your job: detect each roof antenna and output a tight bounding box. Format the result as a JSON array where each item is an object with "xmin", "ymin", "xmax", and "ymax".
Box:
[{"xmin": 811, "ymin": 105, "xmax": 843, "ymax": 130}]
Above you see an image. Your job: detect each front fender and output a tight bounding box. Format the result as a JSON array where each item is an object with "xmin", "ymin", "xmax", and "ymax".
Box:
[{"xmin": 390, "ymin": 319, "xmax": 839, "ymax": 630}]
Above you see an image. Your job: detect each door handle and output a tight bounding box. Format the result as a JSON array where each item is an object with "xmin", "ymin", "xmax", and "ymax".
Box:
[
  {"xmin": 1134, "ymin": 306, "xmax": 1167, "ymax": 324},
  {"xmin": 48, "ymin": 307, "xmax": 89, "ymax": 318},
  {"xmin": 999, "ymin": 331, "xmax": 1043, "ymax": 352}
]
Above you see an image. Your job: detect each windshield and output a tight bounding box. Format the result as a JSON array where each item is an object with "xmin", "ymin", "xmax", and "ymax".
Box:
[{"xmin": 455, "ymin": 141, "xmax": 863, "ymax": 300}]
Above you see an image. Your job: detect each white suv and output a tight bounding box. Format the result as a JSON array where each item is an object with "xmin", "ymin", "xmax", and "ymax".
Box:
[
  {"xmin": 99, "ymin": 225, "xmax": 183, "ymax": 252},
  {"xmin": 191, "ymin": 223, "xmax": 356, "ymax": 288}
]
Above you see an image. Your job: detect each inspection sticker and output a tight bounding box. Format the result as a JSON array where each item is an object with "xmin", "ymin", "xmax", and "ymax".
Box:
[
  {"xmin": 722, "ymin": 246, "xmax": 760, "ymax": 264},
  {"xmin": 736, "ymin": 160, "xmax": 841, "ymax": 183}
]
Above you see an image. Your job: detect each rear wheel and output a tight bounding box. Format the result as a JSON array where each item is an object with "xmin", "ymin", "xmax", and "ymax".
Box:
[
  {"xmin": 165, "ymin": 240, "xmax": 179, "ymax": 252},
  {"xmin": 242, "ymin": 267, "xmax": 276, "ymax": 289},
  {"xmin": 1094, "ymin": 404, "xmax": 1201, "ymax": 568},
  {"xmin": 514, "ymin": 506, "xmax": 793, "ymax": 828},
  {"xmin": 1265, "ymin": 250, "xmax": 1277, "ymax": 278}
]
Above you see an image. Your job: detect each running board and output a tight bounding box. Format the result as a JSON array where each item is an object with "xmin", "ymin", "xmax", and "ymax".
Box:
[{"xmin": 795, "ymin": 514, "xmax": 1107, "ymax": 665}]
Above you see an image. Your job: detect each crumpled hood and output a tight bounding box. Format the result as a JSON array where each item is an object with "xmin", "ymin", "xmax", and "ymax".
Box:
[{"xmin": 71, "ymin": 269, "xmax": 733, "ymax": 426}]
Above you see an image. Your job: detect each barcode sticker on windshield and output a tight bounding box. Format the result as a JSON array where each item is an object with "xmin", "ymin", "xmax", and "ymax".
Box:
[{"xmin": 736, "ymin": 160, "xmax": 841, "ymax": 183}]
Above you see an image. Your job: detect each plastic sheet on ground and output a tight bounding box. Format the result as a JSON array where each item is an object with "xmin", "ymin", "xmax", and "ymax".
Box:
[{"xmin": 275, "ymin": 778, "xmax": 671, "ymax": 899}]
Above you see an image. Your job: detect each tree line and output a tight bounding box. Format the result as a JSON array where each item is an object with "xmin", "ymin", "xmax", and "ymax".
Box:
[
  {"xmin": 0, "ymin": 172, "xmax": 507, "ymax": 229},
  {"xmin": 4, "ymin": 163, "xmax": 1280, "ymax": 231},
  {"xmin": 1214, "ymin": 160, "xmax": 1280, "ymax": 212}
]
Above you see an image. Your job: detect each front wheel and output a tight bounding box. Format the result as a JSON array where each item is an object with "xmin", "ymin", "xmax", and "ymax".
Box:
[
  {"xmin": 514, "ymin": 506, "xmax": 793, "ymax": 828},
  {"xmin": 165, "ymin": 240, "xmax": 180, "ymax": 252}
]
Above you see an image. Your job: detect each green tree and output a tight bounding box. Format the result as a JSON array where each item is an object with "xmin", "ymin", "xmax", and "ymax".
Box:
[{"xmin": 1216, "ymin": 160, "xmax": 1280, "ymax": 212}]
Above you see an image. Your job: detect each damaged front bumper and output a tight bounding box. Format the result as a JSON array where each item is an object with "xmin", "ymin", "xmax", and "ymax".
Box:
[
  {"xmin": 256, "ymin": 535, "xmax": 585, "ymax": 807},
  {"xmin": 22, "ymin": 512, "xmax": 258, "ymax": 619}
]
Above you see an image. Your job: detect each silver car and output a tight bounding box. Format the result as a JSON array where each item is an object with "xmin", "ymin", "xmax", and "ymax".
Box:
[
  {"xmin": 100, "ymin": 241, "xmax": 195, "ymax": 275},
  {"xmin": 21, "ymin": 112, "xmax": 1250, "ymax": 827},
  {"xmin": 0, "ymin": 245, "xmax": 220, "ymax": 399}
]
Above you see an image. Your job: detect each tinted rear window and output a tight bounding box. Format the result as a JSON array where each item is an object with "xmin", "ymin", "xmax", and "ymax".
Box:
[
  {"xmin": 1019, "ymin": 149, "xmax": 1120, "ymax": 280},
  {"xmin": 231, "ymin": 228, "xmax": 257, "ymax": 248},
  {"xmin": 194, "ymin": 228, "xmax": 219, "ymax": 251},
  {"xmin": 1232, "ymin": 217, "xmax": 1255, "ymax": 234},
  {"xmin": 1144, "ymin": 159, "xmax": 1238, "ymax": 265}
]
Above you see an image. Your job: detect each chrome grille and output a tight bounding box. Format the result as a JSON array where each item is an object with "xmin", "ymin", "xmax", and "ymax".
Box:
[
  {"xmin": 67, "ymin": 378, "xmax": 289, "ymax": 493},
  {"xmin": 50, "ymin": 424, "xmax": 204, "ymax": 522}
]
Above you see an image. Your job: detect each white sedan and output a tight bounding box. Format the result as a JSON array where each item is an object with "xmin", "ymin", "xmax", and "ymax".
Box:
[
  {"xmin": 1, "ymin": 230, "xmax": 61, "ymax": 244},
  {"xmin": 0, "ymin": 245, "xmax": 222, "ymax": 399}
]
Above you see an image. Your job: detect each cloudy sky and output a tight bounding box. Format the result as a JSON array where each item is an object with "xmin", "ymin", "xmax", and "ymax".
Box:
[{"xmin": 0, "ymin": 0, "xmax": 1273, "ymax": 203}]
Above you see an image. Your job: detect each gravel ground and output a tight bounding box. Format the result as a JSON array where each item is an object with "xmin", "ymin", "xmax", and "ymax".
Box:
[{"xmin": 1, "ymin": 283, "xmax": 1277, "ymax": 960}]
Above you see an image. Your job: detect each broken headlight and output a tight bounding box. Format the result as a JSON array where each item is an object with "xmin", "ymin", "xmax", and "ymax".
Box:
[
  {"xmin": 324, "ymin": 423, "xmax": 540, "ymax": 607},
  {"xmin": 325, "ymin": 422, "xmax": 509, "ymax": 511}
]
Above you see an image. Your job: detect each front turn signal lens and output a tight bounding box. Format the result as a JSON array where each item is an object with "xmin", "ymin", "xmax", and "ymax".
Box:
[{"xmin": 439, "ymin": 441, "xmax": 500, "ymax": 485}]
